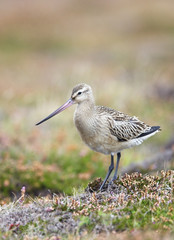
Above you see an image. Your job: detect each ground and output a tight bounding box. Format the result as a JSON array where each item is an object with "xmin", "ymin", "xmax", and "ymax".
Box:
[{"xmin": 0, "ymin": 171, "xmax": 173, "ymax": 239}]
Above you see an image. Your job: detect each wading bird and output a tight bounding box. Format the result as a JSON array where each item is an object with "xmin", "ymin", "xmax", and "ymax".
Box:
[{"xmin": 36, "ymin": 83, "xmax": 160, "ymax": 190}]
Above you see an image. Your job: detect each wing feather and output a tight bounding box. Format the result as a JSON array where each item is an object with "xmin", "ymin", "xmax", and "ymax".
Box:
[{"xmin": 96, "ymin": 106, "xmax": 150, "ymax": 141}]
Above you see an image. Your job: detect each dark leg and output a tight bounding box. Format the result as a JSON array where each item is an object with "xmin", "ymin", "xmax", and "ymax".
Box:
[
  {"xmin": 99, "ymin": 154, "xmax": 114, "ymax": 191},
  {"xmin": 112, "ymin": 152, "xmax": 121, "ymax": 181}
]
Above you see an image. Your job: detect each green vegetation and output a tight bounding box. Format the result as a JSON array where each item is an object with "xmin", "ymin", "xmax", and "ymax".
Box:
[{"xmin": 0, "ymin": 147, "xmax": 106, "ymax": 198}]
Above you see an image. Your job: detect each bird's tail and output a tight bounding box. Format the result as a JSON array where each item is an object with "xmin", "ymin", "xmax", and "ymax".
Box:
[{"xmin": 137, "ymin": 126, "xmax": 161, "ymax": 139}]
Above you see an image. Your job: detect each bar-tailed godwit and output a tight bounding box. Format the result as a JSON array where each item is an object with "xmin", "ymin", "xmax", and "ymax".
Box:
[{"xmin": 36, "ymin": 83, "xmax": 160, "ymax": 190}]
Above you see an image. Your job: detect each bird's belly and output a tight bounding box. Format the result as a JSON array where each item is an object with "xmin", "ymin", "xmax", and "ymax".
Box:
[
  {"xmin": 82, "ymin": 135, "xmax": 112, "ymax": 155},
  {"xmin": 78, "ymin": 128, "xmax": 144, "ymax": 155},
  {"xmin": 77, "ymin": 126, "xmax": 119, "ymax": 155}
]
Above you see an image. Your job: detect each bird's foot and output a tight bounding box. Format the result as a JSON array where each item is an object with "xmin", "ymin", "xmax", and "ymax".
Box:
[{"xmin": 108, "ymin": 177, "xmax": 118, "ymax": 186}]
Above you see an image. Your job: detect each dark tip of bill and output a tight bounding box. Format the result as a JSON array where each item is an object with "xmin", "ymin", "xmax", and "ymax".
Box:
[{"xmin": 35, "ymin": 120, "xmax": 44, "ymax": 126}]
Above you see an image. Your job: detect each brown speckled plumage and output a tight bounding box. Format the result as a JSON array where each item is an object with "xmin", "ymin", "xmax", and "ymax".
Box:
[{"xmin": 96, "ymin": 106, "xmax": 151, "ymax": 141}]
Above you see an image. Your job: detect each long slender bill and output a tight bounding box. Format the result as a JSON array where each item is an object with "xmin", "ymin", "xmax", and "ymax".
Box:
[{"xmin": 36, "ymin": 98, "xmax": 74, "ymax": 126}]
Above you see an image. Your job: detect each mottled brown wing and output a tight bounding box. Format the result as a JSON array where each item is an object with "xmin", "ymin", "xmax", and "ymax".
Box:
[{"xmin": 97, "ymin": 106, "xmax": 150, "ymax": 141}]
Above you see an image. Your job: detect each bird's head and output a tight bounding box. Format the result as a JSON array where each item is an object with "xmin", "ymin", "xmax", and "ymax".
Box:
[{"xmin": 71, "ymin": 83, "xmax": 93, "ymax": 104}]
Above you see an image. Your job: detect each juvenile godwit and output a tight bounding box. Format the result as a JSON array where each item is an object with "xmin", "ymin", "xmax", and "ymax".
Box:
[{"xmin": 36, "ymin": 83, "xmax": 161, "ymax": 191}]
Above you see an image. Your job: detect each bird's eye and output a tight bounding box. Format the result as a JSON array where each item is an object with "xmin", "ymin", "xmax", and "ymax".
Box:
[{"xmin": 78, "ymin": 91, "xmax": 82, "ymax": 95}]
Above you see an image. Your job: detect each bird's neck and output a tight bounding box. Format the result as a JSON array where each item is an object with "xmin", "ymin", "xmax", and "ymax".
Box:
[
  {"xmin": 74, "ymin": 99, "xmax": 96, "ymax": 136},
  {"xmin": 76, "ymin": 99, "xmax": 95, "ymax": 117}
]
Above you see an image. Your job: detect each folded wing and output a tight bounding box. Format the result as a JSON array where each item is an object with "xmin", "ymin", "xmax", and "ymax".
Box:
[{"xmin": 97, "ymin": 106, "xmax": 157, "ymax": 141}]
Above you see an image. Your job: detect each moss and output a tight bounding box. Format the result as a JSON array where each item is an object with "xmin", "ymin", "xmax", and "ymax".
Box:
[{"xmin": 78, "ymin": 215, "xmax": 95, "ymax": 233}]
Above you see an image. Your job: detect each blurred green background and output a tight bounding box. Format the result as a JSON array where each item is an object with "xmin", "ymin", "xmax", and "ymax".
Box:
[{"xmin": 0, "ymin": 0, "xmax": 174, "ymax": 200}]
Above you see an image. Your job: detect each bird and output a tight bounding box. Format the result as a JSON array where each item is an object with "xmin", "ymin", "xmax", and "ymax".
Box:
[{"xmin": 36, "ymin": 83, "xmax": 161, "ymax": 191}]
